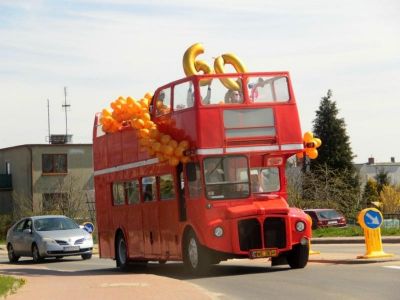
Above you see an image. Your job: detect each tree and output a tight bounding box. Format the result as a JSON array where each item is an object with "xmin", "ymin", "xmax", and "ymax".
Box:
[
  {"xmin": 375, "ymin": 169, "xmax": 391, "ymax": 193},
  {"xmin": 379, "ymin": 185, "xmax": 400, "ymax": 214},
  {"xmin": 298, "ymin": 90, "xmax": 361, "ymax": 218},
  {"xmin": 362, "ymin": 179, "xmax": 379, "ymax": 207},
  {"xmin": 311, "ymin": 90, "xmax": 355, "ymax": 173}
]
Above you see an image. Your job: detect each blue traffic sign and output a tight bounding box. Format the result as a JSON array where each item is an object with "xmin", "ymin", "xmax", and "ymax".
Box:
[
  {"xmin": 363, "ymin": 209, "xmax": 383, "ymax": 229},
  {"xmin": 82, "ymin": 222, "xmax": 95, "ymax": 234}
]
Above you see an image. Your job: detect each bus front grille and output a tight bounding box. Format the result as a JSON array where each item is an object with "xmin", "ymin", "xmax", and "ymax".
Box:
[
  {"xmin": 263, "ymin": 217, "xmax": 286, "ymax": 249},
  {"xmin": 238, "ymin": 218, "xmax": 262, "ymax": 251}
]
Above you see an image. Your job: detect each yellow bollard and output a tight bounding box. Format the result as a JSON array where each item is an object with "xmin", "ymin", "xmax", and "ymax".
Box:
[
  {"xmin": 357, "ymin": 208, "xmax": 394, "ymax": 259},
  {"xmin": 305, "ymin": 214, "xmax": 320, "ymax": 255}
]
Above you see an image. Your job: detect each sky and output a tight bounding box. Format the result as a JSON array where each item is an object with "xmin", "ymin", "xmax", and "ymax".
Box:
[{"xmin": 0, "ymin": 0, "xmax": 399, "ymax": 163}]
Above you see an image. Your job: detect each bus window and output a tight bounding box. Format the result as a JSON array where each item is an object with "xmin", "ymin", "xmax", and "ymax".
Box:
[
  {"xmin": 200, "ymin": 78, "xmax": 243, "ymax": 105},
  {"xmin": 126, "ymin": 179, "xmax": 140, "ymax": 204},
  {"xmin": 112, "ymin": 182, "xmax": 125, "ymax": 205},
  {"xmin": 250, "ymin": 167, "xmax": 280, "ymax": 192},
  {"xmin": 142, "ymin": 176, "xmax": 156, "ymax": 202},
  {"xmin": 203, "ymin": 156, "xmax": 249, "ymax": 200},
  {"xmin": 173, "ymin": 81, "xmax": 194, "ymax": 110},
  {"xmin": 187, "ymin": 162, "xmax": 202, "ymax": 199},
  {"xmin": 156, "ymin": 88, "xmax": 171, "ymax": 116},
  {"xmin": 159, "ymin": 174, "xmax": 176, "ymax": 200},
  {"xmin": 247, "ymin": 76, "xmax": 289, "ymax": 103}
]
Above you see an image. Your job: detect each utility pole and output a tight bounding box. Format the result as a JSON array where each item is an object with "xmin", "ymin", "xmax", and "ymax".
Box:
[{"xmin": 62, "ymin": 86, "xmax": 71, "ymax": 139}]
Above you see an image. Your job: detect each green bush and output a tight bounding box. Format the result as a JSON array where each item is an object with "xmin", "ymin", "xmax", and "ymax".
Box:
[
  {"xmin": 0, "ymin": 214, "xmax": 13, "ymax": 241},
  {"xmin": 313, "ymin": 225, "xmax": 400, "ymax": 237},
  {"xmin": 0, "ymin": 275, "xmax": 25, "ymax": 298}
]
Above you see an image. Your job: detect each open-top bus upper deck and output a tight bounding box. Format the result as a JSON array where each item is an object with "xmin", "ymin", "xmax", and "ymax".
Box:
[{"xmin": 93, "ymin": 71, "xmax": 304, "ymax": 172}]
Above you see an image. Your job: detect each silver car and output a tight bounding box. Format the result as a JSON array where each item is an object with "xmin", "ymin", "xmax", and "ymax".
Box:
[{"xmin": 6, "ymin": 215, "xmax": 93, "ymax": 263}]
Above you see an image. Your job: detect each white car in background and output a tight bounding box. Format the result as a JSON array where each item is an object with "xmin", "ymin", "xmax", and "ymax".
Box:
[{"xmin": 6, "ymin": 215, "xmax": 93, "ymax": 263}]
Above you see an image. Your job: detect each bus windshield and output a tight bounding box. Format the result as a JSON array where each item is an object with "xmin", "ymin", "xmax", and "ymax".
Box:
[
  {"xmin": 203, "ymin": 156, "xmax": 250, "ymax": 200},
  {"xmin": 250, "ymin": 167, "xmax": 280, "ymax": 193}
]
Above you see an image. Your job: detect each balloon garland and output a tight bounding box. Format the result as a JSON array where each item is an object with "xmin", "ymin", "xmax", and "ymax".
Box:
[
  {"xmin": 296, "ymin": 131, "xmax": 322, "ymax": 159},
  {"xmin": 99, "ymin": 93, "xmax": 191, "ymax": 166}
]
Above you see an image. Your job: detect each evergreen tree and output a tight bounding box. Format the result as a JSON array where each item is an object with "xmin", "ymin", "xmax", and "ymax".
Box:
[
  {"xmin": 311, "ymin": 90, "xmax": 355, "ymax": 171},
  {"xmin": 375, "ymin": 169, "xmax": 391, "ymax": 193},
  {"xmin": 362, "ymin": 179, "xmax": 379, "ymax": 207}
]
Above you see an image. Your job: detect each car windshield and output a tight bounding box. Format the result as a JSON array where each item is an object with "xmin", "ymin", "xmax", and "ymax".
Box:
[
  {"xmin": 317, "ymin": 210, "xmax": 341, "ymax": 219},
  {"xmin": 34, "ymin": 217, "xmax": 79, "ymax": 231}
]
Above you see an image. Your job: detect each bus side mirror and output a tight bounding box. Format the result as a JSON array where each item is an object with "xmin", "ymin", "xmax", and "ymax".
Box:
[{"xmin": 186, "ymin": 163, "xmax": 197, "ymax": 182}]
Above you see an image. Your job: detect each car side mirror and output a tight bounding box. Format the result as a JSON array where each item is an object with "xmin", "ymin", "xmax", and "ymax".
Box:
[{"xmin": 23, "ymin": 228, "xmax": 32, "ymax": 234}]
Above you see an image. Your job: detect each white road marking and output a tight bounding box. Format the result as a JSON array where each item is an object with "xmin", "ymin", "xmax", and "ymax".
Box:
[
  {"xmin": 383, "ymin": 266, "xmax": 400, "ymax": 270},
  {"xmin": 100, "ymin": 282, "xmax": 150, "ymax": 288}
]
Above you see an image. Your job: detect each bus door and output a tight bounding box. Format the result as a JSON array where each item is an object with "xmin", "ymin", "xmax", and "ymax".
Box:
[
  {"xmin": 158, "ymin": 172, "xmax": 181, "ymax": 258},
  {"xmin": 141, "ymin": 176, "xmax": 161, "ymax": 257}
]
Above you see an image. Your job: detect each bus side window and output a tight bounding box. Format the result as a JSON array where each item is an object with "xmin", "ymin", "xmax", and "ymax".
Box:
[
  {"xmin": 186, "ymin": 162, "xmax": 202, "ymax": 198},
  {"xmin": 112, "ymin": 182, "xmax": 125, "ymax": 205},
  {"xmin": 126, "ymin": 179, "xmax": 140, "ymax": 204},
  {"xmin": 159, "ymin": 174, "xmax": 176, "ymax": 200},
  {"xmin": 142, "ymin": 176, "xmax": 156, "ymax": 202}
]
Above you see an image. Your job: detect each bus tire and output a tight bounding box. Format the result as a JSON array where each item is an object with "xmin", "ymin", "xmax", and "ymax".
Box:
[
  {"xmin": 183, "ymin": 230, "xmax": 211, "ymax": 275},
  {"xmin": 287, "ymin": 244, "xmax": 309, "ymax": 269},
  {"xmin": 116, "ymin": 233, "xmax": 129, "ymax": 271}
]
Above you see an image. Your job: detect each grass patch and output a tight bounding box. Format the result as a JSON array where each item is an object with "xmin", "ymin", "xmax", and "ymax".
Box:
[
  {"xmin": 0, "ymin": 275, "xmax": 25, "ymax": 298},
  {"xmin": 313, "ymin": 226, "xmax": 400, "ymax": 237}
]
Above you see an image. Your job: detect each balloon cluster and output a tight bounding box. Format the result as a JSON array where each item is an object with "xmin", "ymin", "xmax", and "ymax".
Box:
[
  {"xmin": 99, "ymin": 93, "xmax": 191, "ymax": 166},
  {"xmin": 296, "ymin": 131, "xmax": 322, "ymax": 159}
]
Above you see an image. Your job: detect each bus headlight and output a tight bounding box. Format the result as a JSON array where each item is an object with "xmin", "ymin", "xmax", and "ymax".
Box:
[
  {"xmin": 295, "ymin": 221, "xmax": 306, "ymax": 232},
  {"xmin": 214, "ymin": 226, "xmax": 224, "ymax": 237}
]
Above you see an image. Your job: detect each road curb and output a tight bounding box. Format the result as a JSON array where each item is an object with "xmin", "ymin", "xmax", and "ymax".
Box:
[{"xmin": 312, "ymin": 236, "xmax": 400, "ymax": 244}]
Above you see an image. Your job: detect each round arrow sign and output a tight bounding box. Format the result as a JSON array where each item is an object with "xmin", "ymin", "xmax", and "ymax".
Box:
[
  {"xmin": 358, "ymin": 208, "xmax": 383, "ymax": 229},
  {"xmin": 82, "ymin": 222, "xmax": 95, "ymax": 234}
]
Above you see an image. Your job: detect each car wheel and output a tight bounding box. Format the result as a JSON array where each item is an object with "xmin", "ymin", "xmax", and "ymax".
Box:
[
  {"xmin": 32, "ymin": 243, "xmax": 42, "ymax": 263},
  {"xmin": 7, "ymin": 244, "xmax": 20, "ymax": 263},
  {"xmin": 81, "ymin": 253, "xmax": 92, "ymax": 260},
  {"xmin": 116, "ymin": 233, "xmax": 129, "ymax": 271},
  {"xmin": 287, "ymin": 244, "xmax": 309, "ymax": 269},
  {"xmin": 183, "ymin": 230, "xmax": 211, "ymax": 275}
]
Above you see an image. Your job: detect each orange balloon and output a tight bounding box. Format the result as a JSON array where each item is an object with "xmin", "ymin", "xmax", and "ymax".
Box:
[
  {"xmin": 139, "ymin": 128, "xmax": 150, "ymax": 138},
  {"xmin": 178, "ymin": 140, "xmax": 189, "ymax": 150},
  {"xmin": 161, "ymin": 134, "xmax": 171, "ymax": 145},
  {"xmin": 152, "ymin": 142, "xmax": 161, "ymax": 152},
  {"xmin": 174, "ymin": 146, "xmax": 184, "ymax": 157},
  {"xmin": 169, "ymin": 157, "xmax": 180, "ymax": 167},
  {"xmin": 303, "ymin": 131, "xmax": 314, "ymax": 143},
  {"xmin": 306, "ymin": 148, "xmax": 318, "ymax": 159},
  {"xmin": 163, "ymin": 145, "xmax": 174, "ymax": 156},
  {"xmin": 296, "ymin": 152, "xmax": 304, "ymax": 159},
  {"xmin": 149, "ymin": 128, "xmax": 160, "ymax": 139},
  {"xmin": 168, "ymin": 140, "xmax": 178, "ymax": 148},
  {"xmin": 314, "ymin": 138, "xmax": 322, "ymax": 148},
  {"xmin": 180, "ymin": 156, "xmax": 190, "ymax": 164}
]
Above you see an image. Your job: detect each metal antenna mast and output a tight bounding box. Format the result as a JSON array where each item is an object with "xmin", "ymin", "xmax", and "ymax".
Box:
[
  {"xmin": 47, "ymin": 99, "xmax": 51, "ymax": 144},
  {"xmin": 62, "ymin": 86, "xmax": 71, "ymax": 137}
]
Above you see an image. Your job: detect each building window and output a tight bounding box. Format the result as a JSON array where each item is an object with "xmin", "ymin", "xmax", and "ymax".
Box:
[
  {"xmin": 42, "ymin": 154, "xmax": 68, "ymax": 174},
  {"xmin": 159, "ymin": 174, "xmax": 176, "ymax": 200},
  {"xmin": 5, "ymin": 162, "xmax": 11, "ymax": 174},
  {"xmin": 112, "ymin": 182, "xmax": 125, "ymax": 206},
  {"xmin": 126, "ymin": 180, "xmax": 140, "ymax": 204},
  {"xmin": 42, "ymin": 193, "xmax": 69, "ymax": 212}
]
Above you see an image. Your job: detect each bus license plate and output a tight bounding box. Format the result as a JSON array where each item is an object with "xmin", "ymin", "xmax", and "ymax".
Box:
[
  {"xmin": 64, "ymin": 246, "xmax": 79, "ymax": 252},
  {"xmin": 249, "ymin": 249, "xmax": 278, "ymax": 259}
]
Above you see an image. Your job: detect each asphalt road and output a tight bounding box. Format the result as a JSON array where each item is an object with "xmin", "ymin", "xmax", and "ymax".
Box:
[{"xmin": 1, "ymin": 244, "xmax": 400, "ymax": 300}]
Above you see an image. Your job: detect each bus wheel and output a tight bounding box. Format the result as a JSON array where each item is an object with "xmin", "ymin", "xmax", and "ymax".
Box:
[
  {"xmin": 287, "ymin": 244, "xmax": 309, "ymax": 269},
  {"xmin": 183, "ymin": 231, "xmax": 210, "ymax": 275},
  {"xmin": 116, "ymin": 233, "xmax": 129, "ymax": 271}
]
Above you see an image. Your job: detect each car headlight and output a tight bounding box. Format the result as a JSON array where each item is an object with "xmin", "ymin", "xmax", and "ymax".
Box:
[
  {"xmin": 214, "ymin": 226, "xmax": 224, "ymax": 237},
  {"xmin": 43, "ymin": 237, "xmax": 57, "ymax": 244},
  {"xmin": 84, "ymin": 235, "xmax": 93, "ymax": 241},
  {"xmin": 295, "ymin": 221, "xmax": 306, "ymax": 232}
]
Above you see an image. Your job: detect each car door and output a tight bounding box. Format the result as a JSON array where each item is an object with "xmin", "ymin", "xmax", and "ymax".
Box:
[
  {"xmin": 11, "ymin": 219, "xmax": 27, "ymax": 254},
  {"xmin": 21, "ymin": 219, "xmax": 35, "ymax": 255}
]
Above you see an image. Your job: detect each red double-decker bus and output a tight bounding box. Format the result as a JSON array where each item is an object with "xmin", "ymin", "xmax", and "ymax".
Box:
[{"xmin": 93, "ymin": 71, "xmax": 311, "ymax": 274}]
